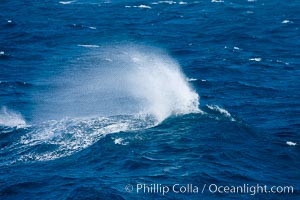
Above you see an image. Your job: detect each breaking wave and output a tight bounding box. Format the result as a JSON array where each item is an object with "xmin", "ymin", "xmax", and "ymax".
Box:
[{"xmin": 1, "ymin": 45, "xmax": 200, "ymax": 163}]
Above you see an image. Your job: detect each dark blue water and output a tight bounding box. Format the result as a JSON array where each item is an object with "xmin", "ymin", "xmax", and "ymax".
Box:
[{"xmin": 0, "ymin": 0, "xmax": 299, "ymax": 199}]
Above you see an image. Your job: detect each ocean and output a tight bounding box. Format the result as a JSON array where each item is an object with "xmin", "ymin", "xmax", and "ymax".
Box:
[{"xmin": 0, "ymin": 0, "xmax": 299, "ymax": 199}]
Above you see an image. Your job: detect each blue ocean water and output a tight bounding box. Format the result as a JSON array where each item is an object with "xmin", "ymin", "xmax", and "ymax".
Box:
[{"xmin": 0, "ymin": 0, "xmax": 299, "ymax": 199}]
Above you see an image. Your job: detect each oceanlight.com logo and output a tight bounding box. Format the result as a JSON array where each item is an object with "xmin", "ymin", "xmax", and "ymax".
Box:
[
  {"xmin": 207, "ymin": 184, "xmax": 294, "ymax": 196},
  {"xmin": 124, "ymin": 183, "xmax": 294, "ymax": 196}
]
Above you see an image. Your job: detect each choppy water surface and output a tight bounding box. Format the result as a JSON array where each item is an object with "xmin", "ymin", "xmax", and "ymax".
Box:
[{"xmin": 0, "ymin": 0, "xmax": 299, "ymax": 199}]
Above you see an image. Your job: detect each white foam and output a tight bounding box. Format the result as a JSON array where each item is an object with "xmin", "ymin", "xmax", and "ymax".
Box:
[
  {"xmin": 78, "ymin": 44, "xmax": 100, "ymax": 48},
  {"xmin": 152, "ymin": 1, "xmax": 177, "ymax": 4},
  {"xmin": 281, "ymin": 20, "xmax": 292, "ymax": 24},
  {"xmin": 286, "ymin": 141, "xmax": 296, "ymax": 146},
  {"xmin": 233, "ymin": 46, "xmax": 240, "ymax": 50},
  {"xmin": 0, "ymin": 107, "xmax": 26, "ymax": 128},
  {"xmin": 179, "ymin": 1, "xmax": 187, "ymax": 4},
  {"xmin": 7, "ymin": 20, "xmax": 12, "ymax": 23},
  {"xmin": 211, "ymin": 0, "xmax": 224, "ymax": 2},
  {"xmin": 249, "ymin": 58, "xmax": 262, "ymax": 62},
  {"xmin": 88, "ymin": 26, "xmax": 97, "ymax": 30},
  {"xmin": 126, "ymin": 5, "xmax": 152, "ymax": 9},
  {"xmin": 187, "ymin": 78, "xmax": 197, "ymax": 82},
  {"xmin": 0, "ymin": 51, "xmax": 4, "ymax": 55},
  {"xmin": 136, "ymin": 5, "xmax": 152, "ymax": 9},
  {"xmin": 59, "ymin": 1, "xmax": 75, "ymax": 5},
  {"xmin": 207, "ymin": 105, "xmax": 235, "ymax": 121},
  {"xmin": 114, "ymin": 138, "xmax": 128, "ymax": 145},
  {"xmin": 114, "ymin": 138, "xmax": 123, "ymax": 144},
  {"xmin": 16, "ymin": 115, "xmax": 152, "ymax": 161}
]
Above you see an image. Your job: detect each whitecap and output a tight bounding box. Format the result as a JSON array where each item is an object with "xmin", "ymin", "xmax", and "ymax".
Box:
[
  {"xmin": 0, "ymin": 51, "xmax": 4, "ymax": 55},
  {"xmin": 187, "ymin": 78, "xmax": 197, "ymax": 82},
  {"xmin": 59, "ymin": 1, "xmax": 75, "ymax": 5},
  {"xmin": 135, "ymin": 5, "xmax": 151, "ymax": 9},
  {"xmin": 207, "ymin": 105, "xmax": 235, "ymax": 121},
  {"xmin": 281, "ymin": 20, "xmax": 292, "ymax": 24},
  {"xmin": 152, "ymin": 1, "xmax": 177, "ymax": 4},
  {"xmin": 249, "ymin": 58, "xmax": 262, "ymax": 62},
  {"xmin": 179, "ymin": 1, "xmax": 187, "ymax": 4},
  {"xmin": 286, "ymin": 141, "xmax": 296, "ymax": 146},
  {"xmin": 211, "ymin": 0, "xmax": 224, "ymax": 3},
  {"xmin": 114, "ymin": 138, "xmax": 128, "ymax": 145},
  {"xmin": 126, "ymin": 5, "xmax": 152, "ymax": 9},
  {"xmin": 88, "ymin": 26, "xmax": 97, "ymax": 30}
]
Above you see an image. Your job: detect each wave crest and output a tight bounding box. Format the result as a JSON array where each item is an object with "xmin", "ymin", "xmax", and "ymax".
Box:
[
  {"xmin": 1, "ymin": 45, "xmax": 200, "ymax": 163},
  {"xmin": 123, "ymin": 46, "xmax": 200, "ymax": 122}
]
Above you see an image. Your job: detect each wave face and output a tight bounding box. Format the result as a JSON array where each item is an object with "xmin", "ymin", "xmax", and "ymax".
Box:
[{"xmin": 0, "ymin": 45, "xmax": 200, "ymax": 163}]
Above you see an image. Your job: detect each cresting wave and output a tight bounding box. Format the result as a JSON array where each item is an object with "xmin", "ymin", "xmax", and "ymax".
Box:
[
  {"xmin": 0, "ymin": 45, "xmax": 200, "ymax": 163},
  {"xmin": 119, "ymin": 46, "xmax": 200, "ymax": 122}
]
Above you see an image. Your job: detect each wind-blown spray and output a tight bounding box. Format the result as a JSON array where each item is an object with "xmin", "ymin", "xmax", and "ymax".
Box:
[{"xmin": 42, "ymin": 44, "xmax": 200, "ymax": 123}]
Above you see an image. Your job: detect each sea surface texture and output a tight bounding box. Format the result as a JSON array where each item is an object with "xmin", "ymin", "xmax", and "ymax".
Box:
[{"xmin": 0, "ymin": 0, "xmax": 299, "ymax": 199}]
